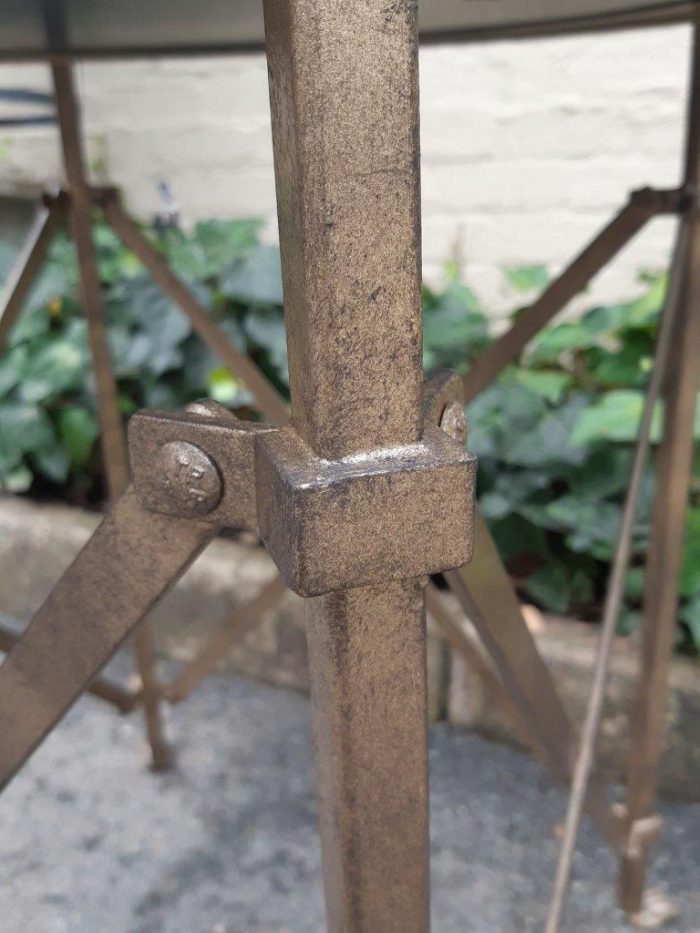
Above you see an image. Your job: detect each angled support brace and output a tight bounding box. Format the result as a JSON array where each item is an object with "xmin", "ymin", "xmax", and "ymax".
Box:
[
  {"xmin": 0, "ymin": 620, "xmax": 137, "ymax": 714},
  {"xmin": 461, "ymin": 186, "xmax": 685, "ymax": 404},
  {"xmin": 0, "ymin": 192, "xmax": 67, "ymax": 352},
  {"xmin": 96, "ymin": 187, "xmax": 289, "ymax": 425},
  {"xmin": 0, "ymin": 490, "xmax": 216, "ymax": 789},
  {"xmin": 431, "ymin": 373, "xmax": 625, "ymax": 853}
]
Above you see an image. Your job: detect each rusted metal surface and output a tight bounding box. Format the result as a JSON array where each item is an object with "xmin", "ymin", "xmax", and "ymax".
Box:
[
  {"xmin": 263, "ymin": 1, "xmax": 434, "ymax": 928},
  {"xmin": 461, "ymin": 188, "xmax": 678, "ymax": 404},
  {"xmin": 98, "ymin": 190, "xmax": 289, "ymax": 425},
  {"xmin": 0, "ymin": 490, "xmax": 216, "ymax": 790},
  {"xmin": 0, "ymin": 621, "xmax": 137, "ymax": 714},
  {"xmin": 620, "ymin": 19, "xmax": 700, "ymax": 914},
  {"xmin": 0, "ymin": 195, "xmax": 66, "ymax": 352},
  {"xmin": 166, "ymin": 372, "xmax": 477, "ymax": 703}
]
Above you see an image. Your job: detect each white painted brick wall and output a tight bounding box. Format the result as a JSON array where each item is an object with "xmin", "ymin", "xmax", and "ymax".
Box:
[{"xmin": 0, "ymin": 23, "xmax": 691, "ymax": 319}]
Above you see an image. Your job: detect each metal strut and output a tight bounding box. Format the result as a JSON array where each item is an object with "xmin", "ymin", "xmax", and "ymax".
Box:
[{"xmin": 545, "ymin": 208, "xmax": 690, "ymax": 933}]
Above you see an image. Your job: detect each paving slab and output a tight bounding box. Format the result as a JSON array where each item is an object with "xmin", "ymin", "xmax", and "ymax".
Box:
[{"xmin": 1, "ymin": 668, "xmax": 699, "ymax": 933}]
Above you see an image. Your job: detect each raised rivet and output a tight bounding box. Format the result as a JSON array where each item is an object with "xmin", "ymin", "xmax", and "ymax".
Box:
[
  {"xmin": 156, "ymin": 441, "xmax": 222, "ymax": 516},
  {"xmin": 439, "ymin": 401, "xmax": 467, "ymax": 446}
]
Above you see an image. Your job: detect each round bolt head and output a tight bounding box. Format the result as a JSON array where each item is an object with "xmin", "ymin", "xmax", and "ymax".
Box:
[
  {"xmin": 157, "ymin": 441, "xmax": 222, "ymax": 516},
  {"xmin": 185, "ymin": 399, "xmax": 237, "ymax": 421},
  {"xmin": 440, "ymin": 401, "xmax": 467, "ymax": 445}
]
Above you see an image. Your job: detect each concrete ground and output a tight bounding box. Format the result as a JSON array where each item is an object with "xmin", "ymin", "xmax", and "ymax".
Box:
[{"xmin": 2, "ymin": 667, "xmax": 699, "ymax": 933}]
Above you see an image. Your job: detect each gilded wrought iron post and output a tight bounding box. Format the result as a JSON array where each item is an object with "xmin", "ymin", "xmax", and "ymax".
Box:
[{"xmin": 264, "ymin": 2, "xmax": 430, "ymax": 929}]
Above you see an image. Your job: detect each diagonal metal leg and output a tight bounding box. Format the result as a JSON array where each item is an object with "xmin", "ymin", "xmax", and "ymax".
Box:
[
  {"xmin": 99, "ymin": 192, "xmax": 289, "ymax": 425},
  {"xmin": 51, "ymin": 59, "xmax": 170, "ymax": 768},
  {"xmin": 0, "ymin": 195, "xmax": 66, "ymax": 352},
  {"xmin": 445, "ymin": 513, "xmax": 625, "ymax": 852},
  {"xmin": 0, "ymin": 620, "xmax": 137, "ymax": 714},
  {"xmin": 461, "ymin": 191, "xmax": 665, "ymax": 404},
  {"xmin": 425, "ymin": 583, "xmax": 529, "ymax": 740},
  {"xmin": 0, "ymin": 489, "xmax": 216, "ymax": 790}
]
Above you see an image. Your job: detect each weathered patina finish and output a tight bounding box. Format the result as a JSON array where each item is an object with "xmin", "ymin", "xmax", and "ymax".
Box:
[{"xmin": 263, "ymin": 3, "xmax": 430, "ymax": 928}]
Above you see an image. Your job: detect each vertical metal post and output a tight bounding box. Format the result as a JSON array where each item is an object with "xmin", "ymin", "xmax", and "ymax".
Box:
[
  {"xmin": 264, "ymin": 2, "xmax": 429, "ymax": 930},
  {"xmin": 51, "ymin": 59, "xmax": 170, "ymax": 769},
  {"xmin": 619, "ymin": 18, "xmax": 700, "ymax": 914}
]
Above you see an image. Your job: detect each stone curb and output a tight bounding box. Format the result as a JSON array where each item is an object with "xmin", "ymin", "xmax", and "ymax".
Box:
[{"xmin": 1, "ymin": 495, "xmax": 698, "ymax": 799}]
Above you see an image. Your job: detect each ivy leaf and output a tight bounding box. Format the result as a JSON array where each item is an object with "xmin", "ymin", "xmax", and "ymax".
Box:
[
  {"xmin": 221, "ymin": 244, "xmax": 283, "ymax": 306},
  {"xmin": 58, "ymin": 407, "xmax": 99, "ymax": 466},
  {"xmin": 33, "ymin": 445, "xmax": 71, "ymax": 483},
  {"xmin": 526, "ymin": 321, "xmax": 593, "ymax": 365},
  {"xmin": 585, "ymin": 332, "xmax": 653, "ymax": 388},
  {"xmin": 479, "ymin": 491, "xmax": 512, "ymax": 521},
  {"xmin": 550, "ymin": 498, "xmax": 622, "ymax": 557},
  {"xmin": 0, "ymin": 344, "xmax": 27, "ymax": 396},
  {"xmin": 625, "ymin": 566, "xmax": 645, "ymax": 601},
  {"xmin": 620, "ymin": 272, "xmax": 667, "ymax": 328},
  {"xmin": 18, "ymin": 334, "xmax": 88, "ymax": 403},
  {"xmin": 142, "ymin": 381, "xmax": 181, "ymax": 410},
  {"xmin": 504, "ymin": 264, "xmax": 549, "ymax": 294},
  {"xmin": 244, "ymin": 307, "xmax": 289, "ymax": 383},
  {"xmin": 680, "ymin": 508, "xmax": 700, "ymax": 597},
  {"xmin": 506, "ymin": 394, "xmax": 588, "ymax": 467},
  {"xmin": 571, "ymin": 390, "xmax": 648, "ymax": 446},
  {"xmin": 568, "ymin": 447, "xmax": 634, "ymax": 499},
  {"xmin": 513, "ymin": 368, "xmax": 572, "ymax": 404},
  {"xmin": 0, "ymin": 464, "xmax": 32, "ymax": 493},
  {"xmin": 424, "ymin": 281, "xmax": 489, "ymax": 369},
  {"xmin": 489, "ymin": 514, "xmax": 549, "ymax": 564},
  {"xmin": 207, "ymin": 367, "xmax": 243, "ymax": 406},
  {"xmin": 163, "ymin": 219, "xmax": 263, "ymax": 281},
  {"xmin": 526, "ymin": 561, "xmax": 571, "ymax": 613},
  {"xmin": 0, "ymin": 402, "xmax": 55, "ymax": 455},
  {"xmin": 132, "ymin": 283, "xmax": 192, "ymax": 349},
  {"xmin": 7, "ymin": 300, "xmax": 52, "ymax": 345},
  {"xmin": 680, "ymin": 594, "xmax": 700, "ymax": 648},
  {"xmin": 195, "ymin": 218, "xmax": 263, "ymax": 272}
]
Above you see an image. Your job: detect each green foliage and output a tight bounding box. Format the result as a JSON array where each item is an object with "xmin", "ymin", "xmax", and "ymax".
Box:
[
  {"xmin": 0, "ymin": 216, "xmax": 287, "ymax": 504},
  {"xmin": 448, "ymin": 267, "xmax": 699, "ymax": 654},
  {"xmin": 0, "ymin": 220, "xmax": 698, "ymax": 651}
]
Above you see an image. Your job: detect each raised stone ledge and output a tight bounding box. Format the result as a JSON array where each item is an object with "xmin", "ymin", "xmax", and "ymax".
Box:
[{"xmin": 1, "ymin": 495, "xmax": 698, "ymax": 799}]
